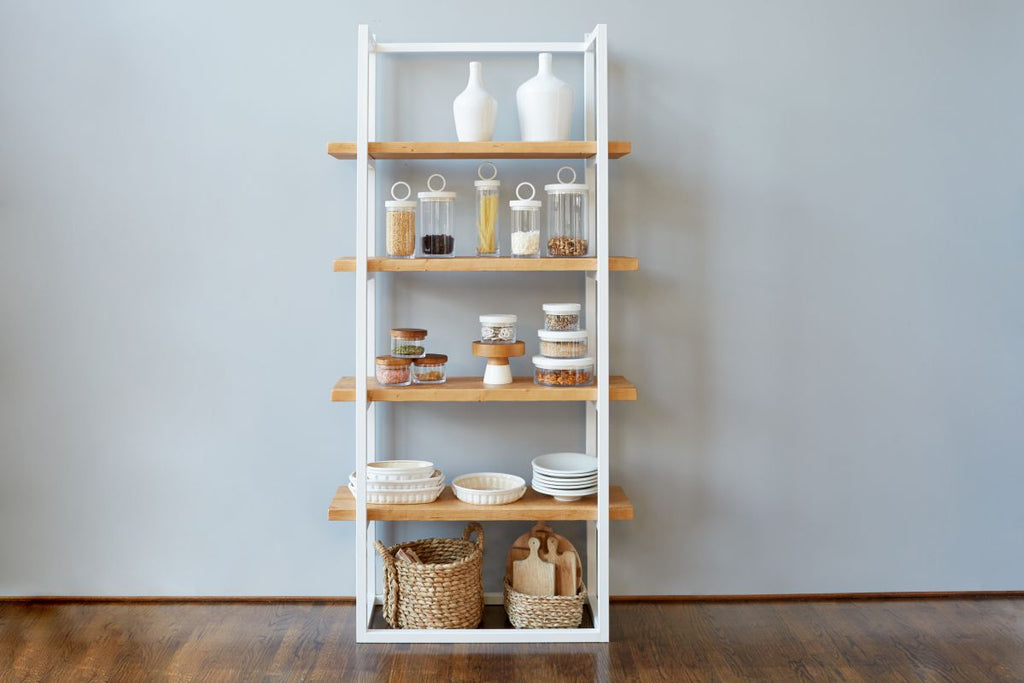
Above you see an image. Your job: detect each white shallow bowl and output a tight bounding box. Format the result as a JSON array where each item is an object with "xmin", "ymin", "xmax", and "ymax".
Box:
[
  {"xmin": 532, "ymin": 477, "xmax": 597, "ymax": 490},
  {"xmin": 366, "ymin": 460, "xmax": 435, "ymax": 481},
  {"xmin": 452, "ymin": 473, "xmax": 527, "ymax": 505},
  {"xmin": 531, "ymin": 481, "xmax": 598, "ymax": 502},
  {"xmin": 348, "ymin": 482, "xmax": 444, "ymax": 504},
  {"xmin": 532, "ymin": 470, "xmax": 597, "ymax": 482},
  {"xmin": 349, "ymin": 469, "xmax": 444, "ymax": 490},
  {"xmin": 532, "ymin": 452, "xmax": 598, "ymax": 476}
]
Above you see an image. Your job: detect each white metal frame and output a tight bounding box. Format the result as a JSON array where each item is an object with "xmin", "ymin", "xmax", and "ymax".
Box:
[{"xmin": 349, "ymin": 25, "xmax": 611, "ymax": 643}]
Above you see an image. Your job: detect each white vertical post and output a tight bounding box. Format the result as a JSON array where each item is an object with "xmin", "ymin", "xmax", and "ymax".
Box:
[
  {"xmin": 594, "ymin": 23, "xmax": 610, "ymax": 643},
  {"xmin": 364, "ymin": 31, "xmax": 380, "ymax": 627},
  {"xmin": 354, "ymin": 24, "xmax": 371, "ymax": 641}
]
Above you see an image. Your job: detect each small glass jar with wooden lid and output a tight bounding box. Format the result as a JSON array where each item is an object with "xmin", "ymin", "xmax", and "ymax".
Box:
[
  {"xmin": 412, "ymin": 353, "xmax": 448, "ymax": 384},
  {"xmin": 390, "ymin": 328, "xmax": 428, "ymax": 358},
  {"xmin": 375, "ymin": 356, "xmax": 412, "ymax": 386}
]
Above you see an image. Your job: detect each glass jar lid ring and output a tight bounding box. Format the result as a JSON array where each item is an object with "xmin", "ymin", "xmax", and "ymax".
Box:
[
  {"xmin": 477, "ymin": 161, "xmax": 498, "ymax": 181},
  {"xmin": 557, "ymin": 166, "xmax": 577, "ymax": 184},
  {"xmin": 427, "ymin": 173, "xmax": 447, "ymax": 192},
  {"xmin": 516, "ymin": 182, "xmax": 536, "ymax": 201},
  {"xmin": 390, "ymin": 181, "xmax": 411, "ymax": 201}
]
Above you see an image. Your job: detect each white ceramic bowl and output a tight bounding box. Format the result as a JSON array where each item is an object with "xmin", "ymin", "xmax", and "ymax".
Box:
[
  {"xmin": 532, "ymin": 452, "xmax": 598, "ymax": 476},
  {"xmin": 349, "ymin": 469, "xmax": 444, "ymax": 490},
  {"xmin": 366, "ymin": 460, "xmax": 435, "ymax": 481},
  {"xmin": 452, "ymin": 473, "xmax": 527, "ymax": 505},
  {"xmin": 348, "ymin": 482, "xmax": 444, "ymax": 504}
]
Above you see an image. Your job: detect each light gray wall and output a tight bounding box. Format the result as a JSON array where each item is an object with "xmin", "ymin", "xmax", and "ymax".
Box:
[{"xmin": 1, "ymin": 0, "xmax": 1022, "ymax": 596}]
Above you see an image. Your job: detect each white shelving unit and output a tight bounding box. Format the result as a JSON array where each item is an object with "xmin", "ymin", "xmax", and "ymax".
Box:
[{"xmin": 329, "ymin": 24, "xmax": 636, "ymax": 644}]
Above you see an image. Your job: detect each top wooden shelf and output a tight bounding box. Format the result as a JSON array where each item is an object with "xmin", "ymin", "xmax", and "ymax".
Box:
[{"xmin": 327, "ymin": 141, "xmax": 631, "ymax": 160}]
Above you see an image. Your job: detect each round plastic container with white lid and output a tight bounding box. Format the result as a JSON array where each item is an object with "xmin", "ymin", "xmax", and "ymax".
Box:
[
  {"xmin": 537, "ymin": 329, "xmax": 588, "ymax": 358},
  {"xmin": 542, "ymin": 302, "xmax": 581, "ymax": 331},
  {"xmin": 532, "ymin": 354, "xmax": 594, "ymax": 386},
  {"xmin": 480, "ymin": 313, "xmax": 517, "ymax": 343},
  {"xmin": 545, "ymin": 166, "xmax": 589, "ymax": 257}
]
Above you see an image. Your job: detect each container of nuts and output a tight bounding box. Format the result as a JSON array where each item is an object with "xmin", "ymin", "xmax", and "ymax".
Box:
[
  {"xmin": 412, "ymin": 353, "xmax": 448, "ymax": 384},
  {"xmin": 532, "ymin": 355, "xmax": 594, "ymax": 387},
  {"xmin": 543, "ymin": 303, "xmax": 581, "ymax": 331},
  {"xmin": 480, "ymin": 314, "xmax": 517, "ymax": 344},
  {"xmin": 545, "ymin": 166, "xmax": 589, "ymax": 257},
  {"xmin": 391, "ymin": 328, "xmax": 428, "ymax": 358},
  {"xmin": 375, "ymin": 356, "xmax": 412, "ymax": 386},
  {"xmin": 537, "ymin": 329, "xmax": 588, "ymax": 358}
]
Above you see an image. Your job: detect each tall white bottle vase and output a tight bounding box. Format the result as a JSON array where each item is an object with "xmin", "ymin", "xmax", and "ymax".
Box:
[
  {"xmin": 453, "ymin": 61, "xmax": 497, "ymax": 142},
  {"xmin": 516, "ymin": 53, "xmax": 573, "ymax": 141}
]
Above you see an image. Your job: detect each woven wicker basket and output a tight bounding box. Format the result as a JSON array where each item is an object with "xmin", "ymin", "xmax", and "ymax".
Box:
[
  {"xmin": 503, "ymin": 578, "xmax": 587, "ymax": 629},
  {"xmin": 374, "ymin": 522, "xmax": 484, "ymax": 629}
]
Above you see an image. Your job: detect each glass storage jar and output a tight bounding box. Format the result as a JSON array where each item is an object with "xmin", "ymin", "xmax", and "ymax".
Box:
[
  {"xmin": 418, "ymin": 173, "xmax": 456, "ymax": 257},
  {"xmin": 412, "ymin": 353, "xmax": 448, "ymax": 384},
  {"xmin": 475, "ymin": 162, "xmax": 500, "ymax": 257},
  {"xmin": 543, "ymin": 303, "xmax": 581, "ymax": 331},
  {"xmin": 532, "ymin": 355, "xmax": 595, "ymax": 386},
  {"xmin": 537, "ymin": 329, "xmax": 588, "ymax": 358},
  {"xmin": 375, "ymin": 355, "xmax": 412, "ymax": 386},
  {"xmin": 390, "ymin": 328, "xmax": 428, "ymax": 358},
  {"xmin": 385, "ymin": 181, "xmax": 416, "ymax": 258},
  {"xmin": 545, "ymin": 166, "xmax": 589, "ymax": 257},
  {"xmin": 479, "ymin": 314, "xmax": 517, "ymax": 343},
  {"xmin": 509, "ymin": 182, "xmax": 541, "ymax": 257}
]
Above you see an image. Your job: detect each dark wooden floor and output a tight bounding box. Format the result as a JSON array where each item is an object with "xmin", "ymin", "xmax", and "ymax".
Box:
[{"xmin": 1, "ymin": 599, "xmax": 1022, "ymax": 681}]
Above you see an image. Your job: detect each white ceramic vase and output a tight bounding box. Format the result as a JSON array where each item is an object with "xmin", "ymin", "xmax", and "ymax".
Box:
[
  {"xmin": 516, "ymin": 53, "xmax": 573, "ymax": 141},
  {"xmin": 453, "ymin": 61, "xmax": 497, "ymax": 142}
]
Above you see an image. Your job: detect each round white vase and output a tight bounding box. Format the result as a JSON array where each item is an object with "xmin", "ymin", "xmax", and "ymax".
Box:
[
  {"xmin": 453, "ymin": 61, "xmax": 497, "ymax": 142},
  {"xmin": 516, "ymin": 53, "xmax": 573, "ymax": 141}
]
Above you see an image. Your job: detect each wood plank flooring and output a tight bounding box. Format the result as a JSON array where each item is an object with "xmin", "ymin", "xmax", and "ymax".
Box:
[{"xmin": 1, "ymin": 599, "xmax": 1022, "ymax": 681}]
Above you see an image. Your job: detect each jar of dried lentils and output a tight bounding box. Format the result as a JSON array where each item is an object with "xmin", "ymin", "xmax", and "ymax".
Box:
[
  {"xmin": 543, "ymin": 303, "xmax": 581, "ymax": 331},
  {"xmin": 385, "ymin": 181, "xmax": 416, "ymax": 258},
  {"xmin": 375, "ymin": 356, "xmax": 412, "ymax": 386},
  {"xmin": 412, "ymin": 353, "xmax": 447, "ymax": 384},
  {"xmin": 390, "ymin": 328, "xmax": 428, "ymax": 358},
  {"xmin": 532, "ymin": 355, "xmax": 594, "ymax": 387}
]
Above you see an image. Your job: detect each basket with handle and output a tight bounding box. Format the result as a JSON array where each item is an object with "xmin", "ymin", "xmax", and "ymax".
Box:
[{"xmin": 374, "ymin": 522, "xmax": 484, "ymax": 629}]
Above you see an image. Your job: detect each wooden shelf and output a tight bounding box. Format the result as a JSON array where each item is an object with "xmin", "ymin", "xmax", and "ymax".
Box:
[
  {"xmin": 327, "ymin": 141, "xmax": 631, "ymax": 160},
  {"xmin": 331, "ymin": 376, "xmax": 638, "ymax": 402},
  {"xmin": 333, "ymin": 256, "xmax": 639, "ymax": 272},
  {"xmin": 329, "ymin": 485, "xmax": 634, "ymax": 521}
]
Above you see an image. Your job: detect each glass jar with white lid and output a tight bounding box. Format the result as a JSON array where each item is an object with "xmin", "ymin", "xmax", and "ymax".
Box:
[
  {"xmin": 545, "ymin": 166, "xmax": 589, "ymax": 257},
  {"xmin": 480, "ymin": 314, "xmax": 517, "ymax": 343},
  {"xmin": 419, "ymin": 173, "xmax": 456, "ymax": 257},
  {"xmin": 537, "ymin": 329, "xmax": 588, "ymax": 358},
  {"xmin": 532, "ymin": 355, "xmax": 594, "ymax": 386},
  {"xmin": 542, "ymin": 303, "xmax": 581, "ymax": 331},
  {"xmin": 475, "ymin": 162, "xmax": 500, "ymax": 257},
  {"xmin": 509, "ymin": 182, "xmax": 541, "ymax": 257},
  {"xmin": 385, "ymin": 181, "xmax": 416, "ymax": 258}
]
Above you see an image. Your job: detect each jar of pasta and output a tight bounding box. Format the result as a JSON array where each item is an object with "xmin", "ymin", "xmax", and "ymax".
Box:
[{"xmin": 475, "ymin": 162, "xmax": 500, "ymax": 257}]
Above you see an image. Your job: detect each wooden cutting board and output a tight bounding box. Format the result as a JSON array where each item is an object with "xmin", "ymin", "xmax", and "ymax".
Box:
[
  {"xmin": 512, "ymin": 537, "xmax": 555, "ymax": 596},
  {"xmin": 506, "ymin": 522, "xmax": 581, "ymax": 592},
  {"xmin": 542, "ymin": 535, "xmax": 578, "ymax": 597}
]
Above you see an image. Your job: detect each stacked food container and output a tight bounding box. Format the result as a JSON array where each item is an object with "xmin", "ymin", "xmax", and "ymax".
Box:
[
  {"xmin": 376, "ymin": 327, "xmax": 448, "ymax": 386},
  {"xmin": 532, "ymin": 303, "xmax": 594, "ymax": 386}
]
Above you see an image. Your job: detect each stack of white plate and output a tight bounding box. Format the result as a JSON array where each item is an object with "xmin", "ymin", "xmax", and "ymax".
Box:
[
  {"xmin": 531, "ymin": 452, "xmax": 598, "ymax": 502},
  {"xmin": 348, "ymin": 460, "xmax": 444, "ymax": 504}
]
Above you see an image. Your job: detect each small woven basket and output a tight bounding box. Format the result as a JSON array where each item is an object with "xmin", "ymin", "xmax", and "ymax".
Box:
[
  {"xmin": 503, "ymin": 578, "xmax": 587, "ymax": 629},
  {"xmin": 374, "ymin": 522, "xmax": 484, "ymax": 629}
]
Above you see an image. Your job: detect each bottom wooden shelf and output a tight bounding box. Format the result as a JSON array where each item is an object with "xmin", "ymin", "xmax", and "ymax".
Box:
[
  {"xmin": 328, "ymin": 485, "xmax": 634, "ymax": 521},
  {"xmin": 369, "ymin": 603, "xmax": 594, "ymax": 630}
]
